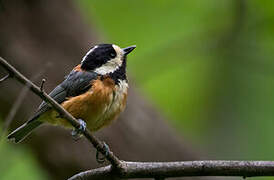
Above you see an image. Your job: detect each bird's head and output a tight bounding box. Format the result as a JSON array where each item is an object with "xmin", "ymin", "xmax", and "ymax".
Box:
[{"xmin": 81, "ymin": 44, "xmax": 136, "ymax": 76}]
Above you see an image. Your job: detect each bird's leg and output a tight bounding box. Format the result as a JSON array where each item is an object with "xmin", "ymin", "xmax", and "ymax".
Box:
[
  {"xmin": 71, "ymin": 119, "xmax": 86, "ymax": 141},
  {"xmin": 96, "ymin": 141, "xmax": 110, "ymax": 164}
]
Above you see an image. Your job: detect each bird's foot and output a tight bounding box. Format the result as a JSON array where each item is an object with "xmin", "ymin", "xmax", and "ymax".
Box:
[
  {"xmin": 96, "ymin": 141, "xmax": 110, "ymax": 164},
  {"xmin": 71, "ymin": 119, "xmax": 86, "ymax": 141}
]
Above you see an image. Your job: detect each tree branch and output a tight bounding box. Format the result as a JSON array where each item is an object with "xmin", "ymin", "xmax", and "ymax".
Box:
[
  {"xmin": 0, "ymin": 56, "xmax": 122, "ymax": 169},
  {"xmin": 2, "ymin": 56, "xmax": 274, "ymax": 180},
  {"xmin": 68, "ymin": 160, "xmax": 274, "ymax": 180},
  {"xmin": 0, "ymin": 73, "xmax": 10, "ymax": 82}
]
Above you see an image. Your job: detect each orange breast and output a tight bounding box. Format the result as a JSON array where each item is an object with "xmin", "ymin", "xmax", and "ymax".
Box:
[{"xmin": 45, "ymin": 77, "xmax": 127, "ymax": 131}]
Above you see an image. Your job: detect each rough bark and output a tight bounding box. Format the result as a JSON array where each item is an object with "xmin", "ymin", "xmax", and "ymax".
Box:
[{"xmin": 69, "ymin": 161, "xmax": 274, "ymax": 180}]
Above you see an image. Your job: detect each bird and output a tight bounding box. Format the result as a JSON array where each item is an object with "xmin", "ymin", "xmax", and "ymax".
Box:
[{"xmin": 7, "ymin": 44, "xmax": 136, "ymax": 143}]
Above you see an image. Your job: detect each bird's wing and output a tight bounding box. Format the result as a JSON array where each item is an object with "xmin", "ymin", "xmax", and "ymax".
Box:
[
  {"xmin": 32, "ymin": 70, "xmax": 99, "ymax": 120},
  {"xmin": 7, "ymin": 69, "xmax": 98, "ymax": 143}
]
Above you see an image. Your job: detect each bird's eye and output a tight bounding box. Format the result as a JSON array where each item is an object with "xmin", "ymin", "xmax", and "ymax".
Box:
[{"xmin": 110, "ymin": 53, "xmax": 116, "ymax": 58}]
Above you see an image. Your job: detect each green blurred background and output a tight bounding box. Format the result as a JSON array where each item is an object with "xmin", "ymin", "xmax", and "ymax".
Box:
[
  {"xmin": 2, "ymin": 0, "xmax": 274, "ymax": 179},
  {"xmin": 79, "ymin": 0, "xmax": 274, "ymax": 157}
]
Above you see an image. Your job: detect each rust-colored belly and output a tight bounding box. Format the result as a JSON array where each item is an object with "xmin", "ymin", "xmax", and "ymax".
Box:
[{"xmin": 41, "ymin": 78, "xmax": 128, "ymax": 132}]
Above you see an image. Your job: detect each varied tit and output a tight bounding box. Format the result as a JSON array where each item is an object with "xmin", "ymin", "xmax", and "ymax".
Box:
[{"xmin": 8, "ymin": 44, "xmax": 136, "ymax": 143}]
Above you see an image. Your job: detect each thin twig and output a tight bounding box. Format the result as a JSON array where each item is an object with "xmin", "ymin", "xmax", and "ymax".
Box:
[
  {"xmin": 0, "ymin": 64, "xmax": 51, "ymax": 140},
  {"xmin": 0, "ymin": 82, "xmax": 31, "ymax": 140},
  {"xmin": 0, "ymin": 56, "xmax": 122, "ymax": 169},
  {"xmin": 3, "ymin": 57, "xmax": 274, "ymax": 180},
  {"xmin": 0, "ymin": 73, "xmax": 10, "ymax": 82},
  {"xmin": 68, "ymin": 160, "xmax": 274, "ymax": 180},
  {"xmin": 40, "ymin": 78, "xmax": 46, "ymax": 91}
]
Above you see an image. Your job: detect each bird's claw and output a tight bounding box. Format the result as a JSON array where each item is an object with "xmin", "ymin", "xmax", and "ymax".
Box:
[
  {"xmin": 71, "ymin": 119, "xmax": 86, "ymax": 141},
  {"xmin": 78, "ymin": 119, "xmax": 86, "ymax": 132},
  {"xmin": 96, "ymin": 142, "xmax": 110, "ymax": 164}
]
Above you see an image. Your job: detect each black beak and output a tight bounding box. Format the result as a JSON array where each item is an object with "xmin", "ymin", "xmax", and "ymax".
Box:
[{"xmin": 123, "ymin": 45, "xmax": 136, "ymax": 55}]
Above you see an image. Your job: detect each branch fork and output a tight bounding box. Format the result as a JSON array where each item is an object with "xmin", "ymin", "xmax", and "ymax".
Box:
[{"xmin": 2, "ymin": 56, "xmax": 274, "ymax": 180}]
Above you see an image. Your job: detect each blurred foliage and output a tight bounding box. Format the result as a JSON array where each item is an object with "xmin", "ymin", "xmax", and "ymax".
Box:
[
  {"xmin": 0, "ymin": 121, "xmax": 47, "ymax": 180},
  {"xmin": 78, "ymin": 0, "xmax": 274, "ymax": 165},
  {"xmin": 78, "ymin": 0, "xmax": 233, "ymax": 138},
  {"xmin": 3, "ymin": 0, "xmax": 274, "ymax": 179}
]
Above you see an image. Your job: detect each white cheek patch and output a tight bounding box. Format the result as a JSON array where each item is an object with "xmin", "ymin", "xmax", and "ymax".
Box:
[
  {"xmin": 81, "ymin": 45, "xmax": 98, "ymax": 64},
  {"xmin": 94, "ymin": 56, "xmax": 122, "ymax": 75},
  {"xmin": 94, "ymin": 44, "xmax": 123, "ymax": 75}
]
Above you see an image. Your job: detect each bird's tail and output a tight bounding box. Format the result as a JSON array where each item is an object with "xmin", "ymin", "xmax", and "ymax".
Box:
[{"xmin": 7, "ymin": 119, "xmax": 43, "ymax": 143}]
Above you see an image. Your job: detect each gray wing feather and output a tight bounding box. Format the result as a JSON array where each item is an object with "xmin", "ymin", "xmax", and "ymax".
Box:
[
  {"xmin": 31, "ymin": 70, "xmax": 98, "ymax": 121},
  {"xmin": 7, "ymin": 69, "xmax": 98, "ymax": 143}
]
